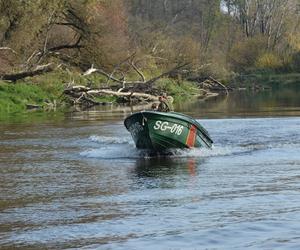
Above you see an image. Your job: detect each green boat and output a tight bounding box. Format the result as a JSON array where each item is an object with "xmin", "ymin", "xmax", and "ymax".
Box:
[{"xmin": 124, "ymin": 111, "xmax": 213, "ymax": 151}]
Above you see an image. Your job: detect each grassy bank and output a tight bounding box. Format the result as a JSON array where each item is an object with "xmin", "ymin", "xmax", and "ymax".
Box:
[
  {"xmin": 0, "ymin": 71, "xmax": 68, "ymax": 114},
  {"xmin": 155, "ymin": 78, "xmax": 202, "ymax": 102},
  {"xmin": 233, "ymin": 73, "xmax": 300, "ymax": 87},
  {"xmin": 0, "ymin": 71, "xmax": 203, "ymax": 115},
  {"xmin": 0, "ymin": 81, "xmax": 61, "ymax": 114}
]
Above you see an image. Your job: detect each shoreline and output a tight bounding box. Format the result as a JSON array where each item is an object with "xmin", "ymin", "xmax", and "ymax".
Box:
[
  {"xmin": 1, "ymin": 72, "xmax": 299, "ymax": 117},
  {"xmin": 0, "ymin": 74, "xmax": 221, "ymax": 116}
]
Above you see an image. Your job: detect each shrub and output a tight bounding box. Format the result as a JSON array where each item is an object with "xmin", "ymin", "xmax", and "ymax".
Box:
[
  {"xmin": 255, "ymin": 53, "xmax": 283, "ymax": 70},
  {"xmin": 228, "ymin": 36, "xmax": 267, "ymax": 72}
]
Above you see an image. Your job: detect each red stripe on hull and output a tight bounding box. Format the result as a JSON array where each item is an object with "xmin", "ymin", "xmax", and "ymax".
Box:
[{"xmin": 186, "ymin": 125, "xmax": 197, "ymax": 148}]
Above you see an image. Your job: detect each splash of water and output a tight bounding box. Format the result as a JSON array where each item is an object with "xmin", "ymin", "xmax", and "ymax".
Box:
[
  {"xmin": 89, "ymin": 135, "xmax": 134, "ymax": 145},
  {"xmin": 81, "ymin": 136, "xmax": 247, "ymax": 160}
]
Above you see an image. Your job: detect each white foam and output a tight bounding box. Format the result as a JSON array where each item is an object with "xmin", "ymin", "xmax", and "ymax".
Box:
[
  {"xmin": 169, "ymin": 145, "xmax": 246, "ymax": 158},
  {"xmin": 80, "ymin": 145, "xmax": 140, "ymax": 159},
  {"xmin": 81, "ymin": 135, "xmax": 267, "ymax": 160},
  {"xmin": 89, "ymin": 135, "xmax": 133, "ymax": 145}
]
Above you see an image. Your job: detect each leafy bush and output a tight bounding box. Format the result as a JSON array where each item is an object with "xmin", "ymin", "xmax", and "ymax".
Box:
[
  {"xmin": 255, "ymin": 53, "xmax": 283, "ymax": 70},
  {"xmin": 155, "ymin": 78, "xmax": 199, "ymax": 102},
  {"xmin": 291, "ymin": 52, "xmax": 300, "ymax": 72},
  {"xmin": 228, "ymin": 36, "xmax": 267, "ymax": 72}
]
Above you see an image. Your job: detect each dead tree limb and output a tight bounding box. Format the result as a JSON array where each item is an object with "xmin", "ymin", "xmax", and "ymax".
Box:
[
  {"xmin": 87, "ymin": 89, "xmax": 158, "ymax": 101},
  {"xmin": 130, "ymin": 61, "xmax": 145, "ymax": 83},
  {"xmin": 63, "ymin": 85, "xmax": 159, "ymax": 107},
  {"xmin": 0, "ymin": 63, "xmax": 54, "ymax": 82},
  {"xmin": 106, "ymin": 52, "xmax": 138, "ymax": 87},
  {"xmin": 65, "ymin": 85, "xmax": 158, "ymax": 101},
  {"xmin": 82, "ymin": 62, "xmax": 190, "ymax": 88},
  {"xmin": 208, "ymin": 76, "xmax": 229, "ymax": 95},
  {"xmin": 146, "ymin": 63, "xmax": 190, "ymax": 86},
  {"xmin": 0, "ymin": 47, "xmax": 17, "ymax": 54}
]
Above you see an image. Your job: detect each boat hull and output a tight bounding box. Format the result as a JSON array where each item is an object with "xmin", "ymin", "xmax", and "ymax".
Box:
[{"xmin": 124, "ymin": 111, "xmax": 213, "ymax": 151}]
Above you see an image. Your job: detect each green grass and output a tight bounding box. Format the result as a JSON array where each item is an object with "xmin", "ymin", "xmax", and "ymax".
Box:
[
  {"xmin": 155, "ymin": 78, "xmax": 201, "ymax": 102},
  {"xmin": 234, "ymin": 73, "xmax": 300, "ymax": 87},
  {"xmin": 0, "ymin": 69, "xmax": 111, "ymax": 115},
  {"xmin": 0, "ymin": 70, "xmax": 72, "ymax": 114},
  {"xmin": 0, "ymin": 82, "xmax": 56, "ymax": 113},
  {"xmin": 93, "ymin": 95, "xmax": 117, "ymax": 103}
]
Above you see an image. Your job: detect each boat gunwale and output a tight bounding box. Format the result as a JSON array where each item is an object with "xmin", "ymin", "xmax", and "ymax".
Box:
[{"xmin": 124, "ymin": 111, "xmax": 213, "ymax": 144}]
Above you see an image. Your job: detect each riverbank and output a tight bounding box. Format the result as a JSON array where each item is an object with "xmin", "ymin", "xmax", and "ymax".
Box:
[
  {"xmin": 232, "ymin": 72, "xmax": 300, "ymax": 88},
  {"xmin": 0, "ymin": 71, "xmax": 213, "ymax": 116},
  {"xmin": 2, "ymin": 71, "xmax": 298, "ymax": 117}
]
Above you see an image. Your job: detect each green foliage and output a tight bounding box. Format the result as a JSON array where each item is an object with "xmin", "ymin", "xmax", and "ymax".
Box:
[
  {"xmin": 291, "ymin": 52, "xmax": 300, "ymax": 72},
  {"xmin": 155, "ymin": 78, "xmax": 200, "ymax": 102},
  {"xmin": 93, "ymin": 95, "xmax": 117, "ymax": 103},
  {"xmin": 0, "ymin": 82, "xmax": 54, "ymax": 113},
  {"xmin": 0, "ymin": 0, "xmax": 63, "ymax": 57},
  {"xmin": 0, "ymin": 69, "xmax": 75, "ymax": 114},
  {"xmin": 255, "ymin": 53, "xmax": 283, "ymax": 70},
  {"xmin": 228, "ymin": 36, "xmax": 268, "ymax": 72},
  {"xmin": 233, "ymin": 73, "xmax": 300, "ymax": 87}
]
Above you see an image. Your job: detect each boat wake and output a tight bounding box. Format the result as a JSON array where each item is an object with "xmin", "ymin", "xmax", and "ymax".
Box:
[
  {"xmin": 80, "ymin": 128, "xmax": 300, "ymax": 160},
  {"xmin": 80, "ymin": 135, "xmax": 249, "ymax": 160},
  {"xmin": 89, "ymin": 135, "xmax": 134, "ymax": 145}
]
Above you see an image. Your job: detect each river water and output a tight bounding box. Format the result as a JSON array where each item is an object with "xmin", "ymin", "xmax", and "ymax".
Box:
[{"xmin": 1, "ymin": 86, "xmax": 300, "ymax": 249}]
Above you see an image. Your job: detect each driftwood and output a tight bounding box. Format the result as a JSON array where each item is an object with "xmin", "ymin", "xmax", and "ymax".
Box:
[
  {"xmin": 87, "ymin": 89, "xmax": 158, "ymax": 101},
  {"xmin": 208, "ymin": 76, "xmax": 229, "ymax": 95},
  {"xmin": 67, "ymin": 58, "xmax": 179, "ymax": 107},
  {"xmin": 63, "ymin": 85, "xmax": 159, "ymax": 107},
  {"xmin": 0, "ymin": 63, "xmax": 54, "ymax": 82},
  {"xmin": 197, "ymin": 76, "xmax": 230, "ymax": 94},
  {"xmin": 26, "ymin": 104, "xmax": 42, "ymax": 110}
]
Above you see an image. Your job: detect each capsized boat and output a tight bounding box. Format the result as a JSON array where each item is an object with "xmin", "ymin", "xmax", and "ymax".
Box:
[{"xmin": 124, "ymin": 111, "xmax": 213, "ymax": 151}]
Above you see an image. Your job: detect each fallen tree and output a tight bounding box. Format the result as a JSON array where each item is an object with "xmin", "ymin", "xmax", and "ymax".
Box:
[
  {"xmin": 63, "ymin": 85, "xmax": 159, "ymax": 107},
  {"xmin": 0, "ymin": 63, "xmax": 54, "ymax": 82},
  {"xmin": 62, "ymin": 60, "xmax": 191, "ymax": 107},
  {"xmin": 196, "ymin": 76, "xmax": 230, "ymax": 94},
  {"xmin": 63, "ymin": 60, "xmax": 226, "ymax": 107},
  {"xmin": 82, "ymin": 61, "xmax": 190, "ymax": 92}
]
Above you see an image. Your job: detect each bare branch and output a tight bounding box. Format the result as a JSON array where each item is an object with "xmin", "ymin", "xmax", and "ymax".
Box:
[
  {"xmin": 145, "ymin": 63, "xmax": 190, "ymax": 86},
  {"xmin": 43, "ymin": 11, "xmax": 56, "ymax": 55},
  {"xmin": 83, "ymin": 64, "xmax": 97, "ymax": 76},
  {"xmin": 26, "ymin": 50, "xmax": 41, "ymax": 65},
  {"xmin": 0, "ymin": 47, "xmax": 17, "ymax": 54},
  {"xmin": 64, "ymin": 85, "xmax": 158, "ymax": 102},
  {"xmin": 0, "ymin": 63, "xmax": 54, "ymax": 82},
  {"xmin": 82, "ymin": 62, "xmax": 190, "ymax": 88},
  {"xmin": 208, "ymin": 76, "xmax": 229, "ymax": 95},
  {"xmin": 106, "ymin": 53, "xmax": 136, "ymax": 86},
  {"xmin": 130, "ymin": 61, "xmax": 146, "ymax": 82}
]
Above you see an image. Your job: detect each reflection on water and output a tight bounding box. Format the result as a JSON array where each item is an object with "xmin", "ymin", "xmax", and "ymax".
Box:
[
  {"xmin": 177, "ymin": 84, "xmax": 300, "ymax": 118},
  {"xmin": 1, "ymin": 86, "xmax": 300, "ymax": 249},
  {"xmin": 134, "ymin": 157, "xmax": 204, "ymax": 178}
]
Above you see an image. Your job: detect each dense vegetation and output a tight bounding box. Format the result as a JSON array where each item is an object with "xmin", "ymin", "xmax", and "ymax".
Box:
[{"xmin": 0, "ymin": 0, "xmax": 299, "ymax": 113}]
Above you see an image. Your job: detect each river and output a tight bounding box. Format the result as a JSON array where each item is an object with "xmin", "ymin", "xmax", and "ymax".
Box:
[{"xmin": 1, "ymin": 85, "xmax": 300, "ymax": 249}]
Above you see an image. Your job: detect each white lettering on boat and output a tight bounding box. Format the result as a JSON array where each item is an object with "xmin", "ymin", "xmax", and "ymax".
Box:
[
  {"xmin": 129, "ymin": 122, "xmax": 144, "ymax": 137},
  {"xmin": 153, "ymin": 120, "xmax": 184, "ymax": 135}
]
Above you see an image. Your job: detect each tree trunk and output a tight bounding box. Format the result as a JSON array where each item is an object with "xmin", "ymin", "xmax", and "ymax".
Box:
[{"xmin": 0, "ymin": 63, "xmax": 54, "ymax": 82}]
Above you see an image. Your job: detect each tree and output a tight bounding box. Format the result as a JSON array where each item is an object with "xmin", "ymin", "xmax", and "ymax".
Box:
[{"xmin": 0, "ymin": 0, "xmax": 130, "ymax": 71}]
